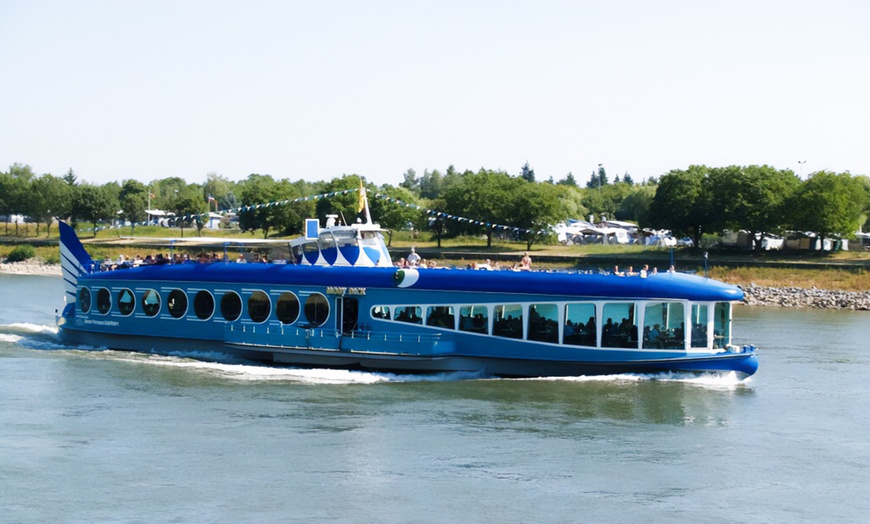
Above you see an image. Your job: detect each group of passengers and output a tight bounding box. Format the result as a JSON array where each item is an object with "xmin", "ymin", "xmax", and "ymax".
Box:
[
  {"xmin": 99, "ymin": 251, "xmax": 289, "ymax": 271},
  {"xmin": 602, "ymin": 317, "xmax": 639, "ymax": 347},
  {"xmin": 396, "ymin": 247, "xmax": 438, "ymax": 269}
]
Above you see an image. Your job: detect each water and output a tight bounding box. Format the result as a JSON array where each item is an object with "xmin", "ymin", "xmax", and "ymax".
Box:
[{"xmin": 2, "ymin": 274, "xmax": 869, "ymax": 522}]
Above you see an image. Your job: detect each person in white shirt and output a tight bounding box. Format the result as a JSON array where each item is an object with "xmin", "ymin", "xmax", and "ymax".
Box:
[{"xmin": 406, "ymin": 247, "xmax": 421, "ymax": 267}]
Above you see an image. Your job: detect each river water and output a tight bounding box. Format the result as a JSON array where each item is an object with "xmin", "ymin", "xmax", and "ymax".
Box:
[{"xmin": 1, "ymin": 274, "xmax": 869, "ymax": 522}]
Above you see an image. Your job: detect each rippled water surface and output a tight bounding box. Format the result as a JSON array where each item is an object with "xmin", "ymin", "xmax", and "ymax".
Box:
[{"xmin": 1, "ymin": 274, "xmax": 869, "ymax": 522}]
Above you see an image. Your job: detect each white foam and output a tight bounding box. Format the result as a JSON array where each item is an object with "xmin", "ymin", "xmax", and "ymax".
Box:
[{"xmin": 526, "ymin": 370, "xmax": 750, "ymax": 389}]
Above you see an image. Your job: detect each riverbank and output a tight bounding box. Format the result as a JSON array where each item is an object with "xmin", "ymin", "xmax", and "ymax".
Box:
[{"xmin": 3, "ymin": 258, "xmax": 868, "ymax": 310}]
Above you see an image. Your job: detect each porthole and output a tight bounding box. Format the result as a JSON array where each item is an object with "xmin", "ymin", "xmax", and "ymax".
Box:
[
  {"xmin": 78, "ymin": 287, "xmax": 91, "ymax": 313},
  {"xmin": 117, "ymin": 288, "xmax": 135, "ymax": 316},
  {"xmin": 276, "ymin": 292, "xmax": 300, "ymax": 324},
  {"xmin": 303, "ymin": 293, "xmax": 329, "ymax": 327},
  {"xmin": 221, "ymin": 291, "xmax": 242, "ymax": 322},
  {"xmin": 193, "ymin": 290, "xmax": 215, "ymax": 320},
  {"xmin": 141, "ymin": 289, "xmax": 160, "ymax": 317},
  {"xmin": 167, "ymin": 289, "xmax": 188, "ymax": 319},
  {"xmin": 96, "ymin": 288, "xmax": 111, "ymax": 314},
  {"xmin": 248, "ymin": 290, "xmax": 270, "ymax": 323}
]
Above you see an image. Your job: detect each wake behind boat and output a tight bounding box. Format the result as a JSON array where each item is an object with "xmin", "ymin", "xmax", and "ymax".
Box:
[{"xmin": 56, "ymin": 189, "xmax": 758, "ymax": 378}]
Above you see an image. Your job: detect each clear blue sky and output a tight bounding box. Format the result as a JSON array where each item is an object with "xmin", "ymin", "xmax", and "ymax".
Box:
[{"xmin": 1, "ymin": 0, "xmax": 867, "ymax": 188}]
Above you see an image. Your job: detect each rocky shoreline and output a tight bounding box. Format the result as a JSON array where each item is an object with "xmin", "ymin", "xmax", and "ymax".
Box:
[
  {"xmin": 739, "ymin": 283, "xmax": 870, "ymax": 310},
  {"xmin": 2, "ymin": 259, "xmax": 868, "ymax": 310}
]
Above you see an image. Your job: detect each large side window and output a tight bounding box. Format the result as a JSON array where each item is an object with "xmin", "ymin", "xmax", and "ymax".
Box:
[
  {"xmin": 690, "ymin": 304, "xmax": 709, "ymax": 348},
  {"xmin": 371, "ymin": 306, "xmax": 390, "ymax": 320},
  {"xmin": 602, "ymin": 303, "xmax": 637, "ymax": 348},
  {"xmin": 528, "ymin": 303, "xmax": 558, "ymax": 343},
  {"xmin": 221, "ymin": 292, "xmax": 242, "ymax": 322},
  {"xmin": 459, "ymin": 305, "xmax": 488, "ymax": 334},
  {"xmin": 394, "ymin": 306, "xmax": 422, "ymax": 324},
  {"xmin": 426, "ymin": 306, "xmax": 454, "ymax": 329},
  {"xmin": 493, "ymin": 304, "xmax": 523, "ymax": 339},
  {"xmin": 564, "ymin": 303, "xmax": 596, "ymax": 346},
  {"xmin": 643, "ymin": 302, "xmax": 685, "ymax": 349}
]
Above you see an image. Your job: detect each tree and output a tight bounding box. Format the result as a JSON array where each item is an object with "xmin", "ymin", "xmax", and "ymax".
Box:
[
  {"xmin": 709, "ymin": 165, "xmax": 800, "ymax": 252},
  {"xmin": 171, "ymin": 184, "xmax": 208, "ymax": 238},
  {"xmin": 400, "ymin": 168, "xmax": 419, "ymax": 195},
  {"xmin": 119, "ymin": 180, "xmax": 149, "ymax": 233},
  {"xmin": 586, "ymin": 165, "xmax": 609, "ymax": 189},
  {"xmin": 616, "ymin": 185, "xmax": 656, "ymax": 224},
  {"xmin": 442, "ymin": 169, "xmax": 523, "ymax": 247},
  {"xmin": 75, "ymin": 184, "xmax": 118, "ymax": 236},
  {"xmin": 512, "ymin": 181, "xmax": 564, "ymax": 249},
  {"xmin": 4, "ymin": 164, "xmax": 36, "ymax": 235},
  {"xmin": 29, "ymin": 174, "xmax": 71, "ymax": 237},
  {"xmin": 203, "ymin": 172, "xmax": 232, "ymax": 211},
  {"xmin": 419, "ymin": 169, "xmax": 443, "ymax": 200},
  {"xmin": 557, "ymin": 172, "xmax": 577, "ymax": 187},
  {"xmin": 647, "ymin": 166, "xmax": 713, "ymax": 249},
  {"xmin": 789, "ymin": 171, "xmax": 867, "ymax": 246},
  {"xmin": 63, "ymin": 168, "xmax": 77, "ymax": 186},
  {"xmin": 520, "ymin": 162, "xmax": 536, "ymax": 183}
]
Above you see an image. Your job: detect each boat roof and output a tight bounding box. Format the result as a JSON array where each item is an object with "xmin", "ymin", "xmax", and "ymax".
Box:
[{"xmin": 81, "ymin": 264, "xmax": 743, "ymax": 302}]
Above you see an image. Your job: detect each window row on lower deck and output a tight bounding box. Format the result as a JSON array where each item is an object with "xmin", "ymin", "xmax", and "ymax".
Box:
[
  {"xmin": 76, "ymin": 285, "xmax": 332, "ymax": 327},
  {"xmin": 371, "ymin": 300, "xmax": 734, "ymax": 350}
]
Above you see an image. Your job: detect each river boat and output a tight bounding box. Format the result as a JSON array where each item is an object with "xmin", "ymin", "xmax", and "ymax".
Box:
[{"xmin": 56, "ymin": 191, "xmax": 758, "ymax": 378}]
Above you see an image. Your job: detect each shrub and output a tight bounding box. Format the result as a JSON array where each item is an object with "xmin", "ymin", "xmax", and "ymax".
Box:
[{"xmin": 6, "ymin": 244, "xmax": 36, "ymax": 262}]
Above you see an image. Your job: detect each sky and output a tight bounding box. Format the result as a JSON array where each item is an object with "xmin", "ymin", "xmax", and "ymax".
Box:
[{"xmin": 1, "ymin": 0, "xmax": 868, "ymax": 188}]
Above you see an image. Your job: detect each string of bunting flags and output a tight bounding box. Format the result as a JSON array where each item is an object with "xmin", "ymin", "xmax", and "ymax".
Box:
[
  {"xmin": 369, "ymin": 192, "xmax": 548, "ymax": 236},
  {"xmin": 75, "ymin": 187, "xmax": 546, "ymax": 236}
]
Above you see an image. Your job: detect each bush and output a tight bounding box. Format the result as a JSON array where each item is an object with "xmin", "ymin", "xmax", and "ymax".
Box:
[{"xmin": 6, "ymin": 244, "xmax": 36, "ymax": 262}]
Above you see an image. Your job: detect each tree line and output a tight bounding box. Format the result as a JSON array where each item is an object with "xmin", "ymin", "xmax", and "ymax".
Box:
[{"xmin": 1, "ymin": 162, "xmax": 868, "ymax": 251}]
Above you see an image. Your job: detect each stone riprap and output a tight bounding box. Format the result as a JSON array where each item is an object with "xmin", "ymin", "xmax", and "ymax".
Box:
[{"xmin": 740, "ymin": 283, "xmax": 870, "ymax": 310}]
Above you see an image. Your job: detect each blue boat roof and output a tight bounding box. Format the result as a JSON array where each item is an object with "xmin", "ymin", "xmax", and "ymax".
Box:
[{"xmin": 81, "ymin": 264, "xmax": 743, "ymax": 302}]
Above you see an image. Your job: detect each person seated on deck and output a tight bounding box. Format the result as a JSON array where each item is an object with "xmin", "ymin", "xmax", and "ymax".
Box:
[
  {"xmin": 407, "ymin": 247, "xmax": 421, "ymax": 267},
  {"xmin": 519, "ymin": 252, "xmax": 532, "ymax": 270},
  {"xmin": 612, "ymin": 265, "xmax": 624, "ymax": 276}
]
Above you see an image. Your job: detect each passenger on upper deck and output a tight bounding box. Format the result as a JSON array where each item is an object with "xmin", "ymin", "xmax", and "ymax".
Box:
[
  {"xmin": 407, "ymin": 247, "xmax": 421, "ymax": 267},
  {"xmin": 520, "ymin": 252, "xmax": 532, "ymax": 270}
]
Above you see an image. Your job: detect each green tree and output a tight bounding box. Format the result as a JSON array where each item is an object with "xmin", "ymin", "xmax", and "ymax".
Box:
[
  {"xmin": 647, "ymin": 166, "xmax": 713, "ymax": 249},
  {"xmin": 75, "ymin": 184, "xmax": 118, "ymax": 236},
  {"xmin": 443, "ymin": 169, "xmax": 523, "ymax": 247},
  {"xmin": 171, "ymin": 184, "xmax": 208, "ymax": 237},
  {"xmin": 616, "ymin": 185, "xmax": 656, "ymax": 225},
  {"xmin": 419, "ymin": 169, "xmax": 443, "ymax": 200},
  {"xmin": 203, "ymin": 172, "xmax": 232, "ymax": 212},
  {"xmin": 400, "ymin": 168, "xmax": 419, "ymax": 195},
  {"xmin": 238, "ymin": 174, "xmax": 299, "ymax": 238},
  {"xmin": 520, "ymin": 162, "xmax": 536, "ymax": 183},
  {"xmin": 512, "ymin": 181, "xmax": 563, "ymax": 249},
  {"xmin": 557, "ymin": 172, "xmax": 578, "ymax": 187},
  {"xmin": 119, "ymin": 180, "xmax": 149, "ymax": 233},
  {"xmin": 709, "ymin": 165, "xmax": 800, "ymax": 252},
  {"xmin": 3, "ymin": 164, "xmax": 36, "ymax": 235},
  {"xmin": 789, "ymin": 171, "xmax": 867, "ymax": 246},
  {"xmin": 29, "ymin": 174, "xmax": 71, "ymax": 237}
]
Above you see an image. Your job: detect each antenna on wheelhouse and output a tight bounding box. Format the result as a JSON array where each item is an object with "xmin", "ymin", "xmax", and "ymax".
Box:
[{"xmin": 358, "ymin": 177, "xmax": 373, "ymax": 224}]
